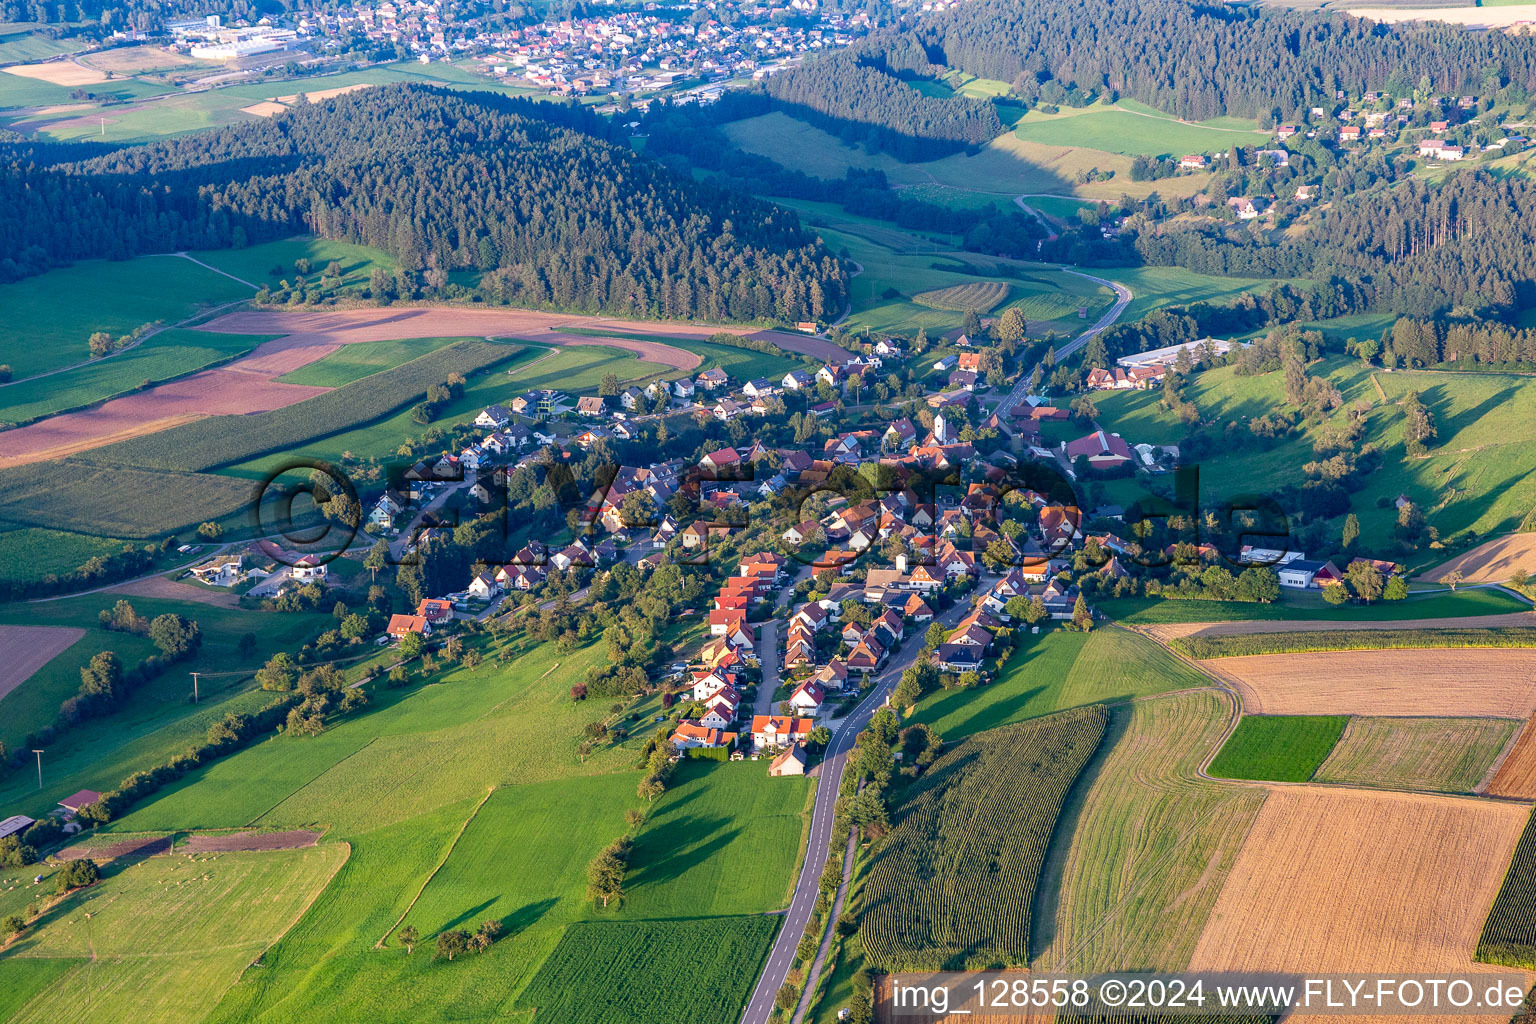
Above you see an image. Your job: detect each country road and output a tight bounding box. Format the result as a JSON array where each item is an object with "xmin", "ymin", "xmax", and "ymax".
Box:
[
  {"xmin": 995, "ymin": 271, "xmax": 1133, "ymax": 422},
  {"xmin": 738, "ymin": 600, "xmax": 969, "ymax": 1024}
]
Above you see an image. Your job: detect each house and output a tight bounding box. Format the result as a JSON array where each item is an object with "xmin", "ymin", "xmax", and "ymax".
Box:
[
  {"xmin": 752, "ymin": 715, "xmax": 815, "ymax": 750},
  {"xmin": 696, "ymin": 368, "xmax": 730, "ymax": 391},
  {"xmin": 931, "ymin": 354, "xmax": 958, "ymax": 372},
  {"xmin": 576, "ymin": 395, "xmax": 607, "ymax": 416},
  {"xmin": 1179, "ymin": 154, "xmax": 1207, "ymax": 169},
  {"xmin": 934, "ymin": 643, "xmax": 984, "ymax": 672},
  {"xmin": 742, "ymin": 378, "xmax": 775, "ymax": 398},
  {"xmin": 1276, "ymin": 125, "xmax": 1298, "ymax": 139},
  {"xmin": 1277, "ymin": 558, "xmax": 1341, "ymax": 589},
  {"xmin": 291, "ymin": 553, "xmax": 328, "ymax": 582},
  {"xmin": 814, "ymin": 660, "xmax": 850, "ymax": 692},
  {"xmin": 769, "ymin": 745, "xmax": 807, "ymax": 776},
  {"xmin": 467, "ymin": 571, "xmax": 500, "ymax": 600},
  {"xmin": 1062, "ymin": 431, "xmax": 1135, "ymax": 472},
  {"xmin": 475, "ymin": 404, "xmax": 512, "ymax": 429},
  {"xmin": 671, "ymin": 721, "xmax": 737, "ymax": 750},
  {"xmin": 847, "ymin": 636, "xmax": 887, "ymax": 673},
  {"xmin": 417, "ymin": 598, "xmax": 454, "ymax": 624},
  {"xmin": 782, "ymin": 369, "xmax": 814, "ymax": 391},
  {"xmin": 790, "ymin": 681, "xmax": 825, "ymax": 714},
  {"xmin": 700, "ymin": 447, "xmax": 741, "ymax": 476},
  {"xmin": 387, "ymin": 613, "xmax": 432, "ymax": 639},
  {"xmin": 1419, "ymin": 139, "xmax": 1447, "ymax": 157},
  {"xmin": 57, "ymin": 790, "xmax": 102, "ymax": 815},
  {"xmin": 874, "ymin": 337, "xmax": 905, "ymax": 357},
  {"xmin": 1228, "ymin": 197, "xmax": 1260, "ymax": 220},
  {"xmin": 620, "ymin": 386, "xmax": 645, "ymax": 411},
  {"xmin": 1339, "ymin": 125, "xmax": 1361, "ymax": 141},
  {"xmin": 672, "ymin": 377, "xmax": 697, "ymax": 399},
  {"xmin": 948, "ymin": 370, "xmax": 979, "ymax": 391},
  {"xmin": 699, "ymin": 702, "xmax": 736, "ymax": 730}
]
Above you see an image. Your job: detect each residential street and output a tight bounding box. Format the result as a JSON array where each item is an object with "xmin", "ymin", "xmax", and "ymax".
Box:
[
  {"xmin": 738, "ymin": 599, "xmax": 969, "ymax": 1024},
  {"xmin": 756, "ymin": 618, "xmax": 781, "ymax": 717}
]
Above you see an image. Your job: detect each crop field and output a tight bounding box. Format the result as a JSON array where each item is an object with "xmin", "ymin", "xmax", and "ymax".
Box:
[
  {"xmin": 860, "ymin": 706, "xmax": 1108, "ymax": 971},
  {"xmin": 0, "ymin": 526, "xmax": 139, "ymax": 584},
  {"xmin": 912, "ymin": 281, "xmax": 1012, "ymax": 312},
  {"xmin": 0, "ymin": 254, "xmax": 254, "ymax": 380},
  {"xmin": 1174, "ymin": 626, "xmax": 1536, "ymax": 658},
  {"xmin": 1490, "ymin": 719, "xmax": 1536, "ymax": 798},
  {"xmin": 0, "ymin": 843, "xmax": 348, "ymax": 1024},
  {"xmin": 0, "ymin": 328, "xmax": 275, "ymax": 427},
  {"xmin": 0, "ymin": 461, "xmax": 253, "ymax": 537},
  {"xmin": 553, "ymin": 328, "xmax": 794, "ymax": 382},
  {"xmin": 515, "ymin": 916, "xmax": 778, "ymax": 1024},
  {"xmin": 1012, "ymin": 101, "xmax": 1269, "ymax": 158},
  {"xmin": 1207, "ymin": 715, "xmax": 1347, "ymax": 782},
  {"xmin": 1313, "ymin": 716, "xmax": 1517, "ymax": 793},
  {"xmin": 617, "ymin": 759, "xmax": 811, "ymax": 919},
  {"xmin": 0, "ymin": 63, "xmax": 168, "ymax": 111},
  {"xmin": 1215, "ymin": 648, "xmax": 1536, "ymax": 717},
  {"xmin": 912, "ymin": 628, "xmax": 1208, "ymax": 740},
  {"xmin": 401, "ymin": 774, "xmax": 638, "ymax": 938},
  {"xmin": 1190, "ymin": 787, "xmax": 1530, "ymax": 976},
  {"xmin": 0, "ymin": 24, "xmax": 86, "ymax": 62},
  {"xmin": 0, "ymin": 623, "xmax": 85, "ymax": 703},
  {"xmin": 1420, "ymin": 534, "xmax": 1536, "ymax": 584},
  {"xmin": 1034, "ymin": 692, "xmax": 1267, "ymax": 973},
  {"xmin": 1101, "ymin": 588, "xmax": 1529, "ymax": 626},
  {"xmin": 276, "ymin": 336, "xmax": 468, "ymax": 387},
  {"xmin": 87, "ymin": 339, "xmax": 515, "ymax": 472},
  {"xmin": 1479, "ymin": 809, "xmax": 1536, "ymax": 969}
]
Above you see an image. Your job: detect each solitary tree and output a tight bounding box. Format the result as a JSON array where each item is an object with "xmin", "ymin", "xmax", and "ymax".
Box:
[
  {"xmin": 1441, "ymin": 568, "xmax": 1465, "ymax": 591},
  {"xmin": 398, "ymin": 925, "xmax": 419, "ymax": 953},
  {"xmin": 435, "ymin": 929, "xmax": 471, "ymax": 960}
]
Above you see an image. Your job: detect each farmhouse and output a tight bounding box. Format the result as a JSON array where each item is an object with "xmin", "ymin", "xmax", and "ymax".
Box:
[
  {"xmin": 1062, "ymin": 431, "xmax": 1135, "ymax": 472},
  {"xmin": 387, "ymin": 613, "xmax": 433, "ymax": 638},
  {"xmin": 1179, "ymin": 154, "xmax": 1207, "ymax": 169},
  {"xmin": 751, "ymin": 715, "xmax": 814, "ymax": 750},
  {"xmin": 1277, "ymin": 558, "xmax": 1342, "ymax": 589},
  {"xmin": 417, "ymin": 598, "xmax": 454, "ymax": 624},
  {"xmin": 670, "ymin": 721, "xmax": 737, "ymax": 750}
]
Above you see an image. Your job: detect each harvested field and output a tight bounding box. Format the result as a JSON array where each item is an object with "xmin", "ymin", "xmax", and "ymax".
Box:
[
  {"xmin": 1420, "ymin": 536, "xmax": 1536, "ymax": 584},
  {"xmin": 111, "ymin": 574, "xmax": 241, "ymax": 607},
  {"xmin": 1190, "ymin": 787, "xmax": 1529, "ymax": 986},
  {"xmin": 1142, "ymin": 611, "xmax": 1535, "ymax": 643},
  {"xmin": 1489, "ymin": 718, "xmax": 1536, "ymax": 799},
  {"xmin": 0, "ymin": 624, "xmax": 84, "ymax": 703},
  {"xmin": 1347, "ymin": 4, "xmax": 1536, "ymax": 27},
  {"xmin": 181, "ymin": 829, "xmax": 321, "ymax": 853},
  {"xmin": 79, "ymin": 46, "xmax": 204, "ymax": 73},
  {"xmin": 241, "ymin": 84, "xmax": 379, "ymax": 118},
  {"xmin": 536, "ymin": 330, "xmax": 701, "ymax": 370},
  {"xmin": 239, "ymin": 100, "xmax": 288, "ymax": 117},
  {"xmin": 2, "ymin": 60, "xmax": 105, "ymax": 86},
  {"xmin": 747, "ymin": 327, "xmax": 846, "ymax": 361},
  {"xmin": 1313, "ymin": 716, "xmax": 1517, "ymax": 793},
  {"xmin": 1219, "ymin": 649, "xmax": 1536, "ymax": 717},
  {"xmin": 54, "ymin": 834, "xmax": 173, "ymax": 862}
]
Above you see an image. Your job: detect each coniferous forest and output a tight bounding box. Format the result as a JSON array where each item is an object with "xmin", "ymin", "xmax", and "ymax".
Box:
[{"xmin": 0, "ymin": 86, "xmax": 847, "ymax": 323}]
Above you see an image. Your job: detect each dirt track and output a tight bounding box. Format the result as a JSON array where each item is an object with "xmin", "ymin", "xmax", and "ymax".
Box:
[
  {"xmin": 1142, "ymin": 611, "xmax": 1534, "ymax": 642},
  {"xmin": 1219, "ymin": 648, "xmax": 1536, "ymax": 717},
  {"xmin": 0, "ymin": 625, "xmax": 85, "ymax": 703},
  {"xmin": 1190, "ymin": 786, "xmax": 1531, "ymax": 1024}
]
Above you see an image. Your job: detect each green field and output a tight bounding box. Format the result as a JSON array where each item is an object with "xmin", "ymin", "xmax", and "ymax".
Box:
[
  {"xmin": 0, "ymin": 843, "xmax": 348, "ymax": 1024},
  {"xmin": 2, "ymin": 60, "xmax": 542, "ymax": 143},
  {"xmin": 911, "ymin": 627, "xmax": 1209, "ymax": 740},
  {"xmin": 0, "ymin": 462, "xmax": 255, "ymax": 538},
  {"xmin": 1099, "ymin": 587, "xmax": 1529, "ymax": 624},
  {"xmin": 0, "ymin": 526, "xmax": 140, "ymax": 583},
  {"xmin": 1095, "ymin": 357, "xmax": 1536, "ymax": 542},
  {"xmin": 617, "ymin": 759, "xmax": 810, "ymax": 919},
  {"xmin": 1173, "ymin": 626, "xmax": 1536, "ymax": 659},
  {"xmin": 0, "ymin": 254, "xmax": 254, "ymax": 379},
  {"xmin": 1032, "ymin": 691, "xmax": 1267, "ymax": 972},
  {"xmin": 515, "ymin": 916, "xmax": 778, "ymax": 1024},
  {"xmin": 1092, "ymin": 265, "xmax": 1294, "ymax": 323},
  {"xmin": 1312, "ymin": 716, "xmax": 1516, "ymax": 792},
  {"xmin": 192, "ymin": 237, "xmax": 397, "ymax": 293},
  {"xmin": 1479, "ymin": 808, "xmax": 1536, "ymax": 969},
  {"xmin": 277, "ymin": 337, "xmax": 466, "ymax": 387},
  {"xmin": 87, "ymin": 339, "xmax": 516, "ymax": 473},
  {"xmin": 1206, "ymin": 714, "xmax": 1347, "ymax": 782},
  {"xmin": 555, "ymin": 328, "xmax": 797, "ymax": 383},
  {"xmin": 1013, "ymin": 101, "xmax": 1268, "ymax": 158},
  {"xmin": 0, "ymin": 328, "xmax": 274, "ymax": 426},
  {"xmin": 860, "ymin": 706, "xmax": 1107, "ymax": 971},
  {"xmin": 0, "ymin": 25, "xmax": 86, "ymax": 62}
]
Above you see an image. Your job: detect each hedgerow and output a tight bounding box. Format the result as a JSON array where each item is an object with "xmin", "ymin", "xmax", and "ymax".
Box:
[{"xmin": 1173, "ymin": 627, "xmax": 1536, "ymax": 660}]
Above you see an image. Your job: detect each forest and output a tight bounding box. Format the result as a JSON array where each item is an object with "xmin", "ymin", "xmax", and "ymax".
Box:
[{"xmin": 0, "ymin": 86, "xmax": 847, "ymax": 324}]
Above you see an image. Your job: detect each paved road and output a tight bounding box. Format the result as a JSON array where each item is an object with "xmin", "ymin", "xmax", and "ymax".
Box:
[
  {"xmin": 994, "ymin": 270, "xmax": 1134, "ymax": 422},
  {"xmin": 756, "ymin": 619, "xmax": 781, "ymax": 717},
  {"xmin": 738, "ymin": 600, "xmax": 969, "ymax": 1024}
]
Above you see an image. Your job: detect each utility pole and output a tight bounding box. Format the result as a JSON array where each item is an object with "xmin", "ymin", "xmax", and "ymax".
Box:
[
  {"xmin": 31, "ymin": 749, "xmax": 43, "ymax": 790},
  {"xmin": 191, "ymin": 671, "xmax": 201, "ymax": 704}
]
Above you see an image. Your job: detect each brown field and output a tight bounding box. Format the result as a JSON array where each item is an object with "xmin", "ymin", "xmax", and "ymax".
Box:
[
  {"xmin": 111, "ymin": 573, "xmax": 241, "ymax": 607},
  {"xmin": 1142, "ymin": 611, "xmax": 1534, "ymax": 643},
  {"xmin": 273, "ymin": 83, "xmax": 376, "ymax": 104},
  {"xmin": 80, "ymin": 46, "xmax": 206, "ymax": 73},
  {"xmin": 1488, "ymin": 717, "xmax": 1536, "ymax": 798},
  {"xmin": 0, "ymin": 414, "xmax": 205, "ymax": 469},
  {"xmin": 1420, "ymin": 535, "xmax": 1536, "ymax": 584},
  {"xmin": 1220, "ymin": 648, "xmax": 1536, "ymax": 717},
  {"xmin": 181, "ymin": 829, "xmax": 321, "ymax": 853},
  {"xmin": 54, "ymin": 834, "xmax": 173, "ymax": 862},
  {"xmin": 1190, "ymin": 787, "xmax": 1530, "ymax": 1022},
  {"xmin": 1348, "ymin": 4, "xmax": 1536, "ymax": 28},
  {"xmin": 2, "ymin": 60, "xmax": 106, "ymax": 86},
  {"xmin": 0, "ymin": 625, "xmax": 85, "ymax": 703},
  {"xmin": 239, "ymin": 100, "xmax": 288, "ymax": 118}
]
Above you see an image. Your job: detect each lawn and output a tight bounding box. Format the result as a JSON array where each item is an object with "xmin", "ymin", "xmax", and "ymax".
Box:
[
  {"xmin": 0, "ymin": 843, "xmax": 348, "ymax": 1024},
  {"xmin": 0, "ymin": 254, "xmax": 254, "ymax": 379},
  {"xmin": 1313, "ymin": 716, "xmax": 1517, "ymax": 793},
  {"xmin": 1098, "ymin": 587, "xmax": 1529, "ymax": 624},
  {"xmin": 1032, "ymin": 691, "xmax": 1267, "ymax": 972},
  {"xmin": 615, "ymin": 759, "xmax": 811, "ymax": 919},
  {"xmin": 1206, "ymin": 714, "xmax": 1347, "ymax": 782},
  {"xmin": 1012, "ymin": 100, "xmax": 1268, "ymax": 158},
  {"xmin": 911, "ymin": 627, "xmax": 1209, "ymax": 739},
  {"xmin": 1094, "ymin": 356, "xmax": 1536, "ymax": 544},
  {"xmin": 0, "ymin": 328, "xmax": 274, "ymax": 426}
]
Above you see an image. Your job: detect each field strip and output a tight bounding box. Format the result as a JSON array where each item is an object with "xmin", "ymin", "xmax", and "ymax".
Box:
[
  {"xmin": 245, "ymin": 737, "xmax": 378, "ymax": 826},
  {"xmin": 378, "ymin": 787, "xmax": 495, "ymax": 947},
  {"xmin": 1478, "ymin": 717, "xmax": 1529, "ymax": 794},
  {"xmin": 233, "ymin": 841, "xmax": 350, "ymax": 985},
  {"xmin": 0, "ymin": 414, "xmax": 206, "ymax": 469},
  {"xmin": 0, "ymin": 624, "xmax": 86, "ymax": 703},
  {"xmin": 1421, "ymin": 536, "xmax": 1536, "ymax": 584},
  {"xmin": 1141, "ymin": 611, "xmax": 1534, "ymax": 642}
]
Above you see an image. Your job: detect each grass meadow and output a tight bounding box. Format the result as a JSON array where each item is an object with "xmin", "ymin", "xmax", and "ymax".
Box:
[
  {"xmin": 1098, "ymin": 587, "xmax": 1528, "ymax": 624},
  {"xmin": 0, "ymin": 526, "xmax": 138, "ymax": 583},
  {"xmin": 192, "ymin": 237, "xmax": 398, "ymax": 292},
  {"xmin": 1207, "ymin": 714, "xmax": 1348, "ymax": 782},
  {"xmin": 0, "ymin": 254, "xmax": 253, "ymax": 379},
  {"xmin": 277, "ymin": 336, "xmax": 467, "ymax": 387},
  {"xmin": 911, "ymin": 627, "xmax": 1208, "ymax": 739},
  {"xmin": 1312, "ymin": 716, "xmax": 1517, "ymax": 793},
  {"xmin": 1032, "ymin": 691, "xmax": 1267, "ymax": 972},
  {"xmin": 1012, "ymin": 101, "xmax": 1268, "ymax": 158}
]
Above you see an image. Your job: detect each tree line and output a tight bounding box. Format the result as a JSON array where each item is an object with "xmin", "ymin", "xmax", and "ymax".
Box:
[{"xmin": 0, "ymin": 86, "xmax": 846, "ymax": 324}]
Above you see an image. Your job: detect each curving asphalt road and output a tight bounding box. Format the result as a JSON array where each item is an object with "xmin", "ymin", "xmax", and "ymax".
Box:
[
  {"xmin": 738, "ymin": 601, "xmax": 969, "ymax": 1024},
  {"xmin": 994, "ymin": 270, "xmax": 1134, "ymax": 422}
]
